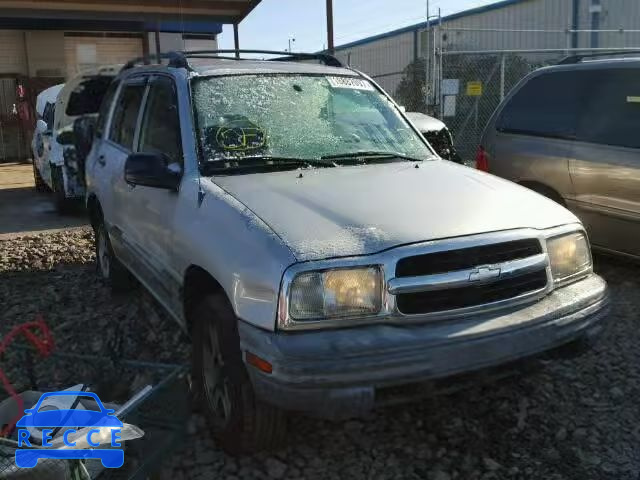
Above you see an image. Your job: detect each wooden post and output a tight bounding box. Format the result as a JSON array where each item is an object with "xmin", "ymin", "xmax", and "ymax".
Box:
[
  {"xmin": 155, "ymin": 28, "xmax": 161, "ymax": 63},
  {"xmin": 233, "ymin": 23, "xmax": 240, "ymax": 58},
  {"xmin": 326, "ymin": 0, "xmax": 334, "ymax": 54},
  {"xmin": 142, "ymin": 31, "xmax": 150, "ymax": 63}
]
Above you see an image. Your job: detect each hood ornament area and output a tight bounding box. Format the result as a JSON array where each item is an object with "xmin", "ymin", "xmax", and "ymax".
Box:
[{"xmin": 469, "ymin": 266, "xmax": 502, "ymax": 282}]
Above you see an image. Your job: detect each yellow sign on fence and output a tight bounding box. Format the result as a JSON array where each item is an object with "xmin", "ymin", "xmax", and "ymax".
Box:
[{"xmin": 466, "ymin": 81, "xmax": 483, "ymax": 96}]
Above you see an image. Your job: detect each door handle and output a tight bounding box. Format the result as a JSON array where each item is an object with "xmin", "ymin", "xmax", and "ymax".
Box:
[{"xmin": 97, "ymin": 155, "xmax": 106, "ymax": 167}]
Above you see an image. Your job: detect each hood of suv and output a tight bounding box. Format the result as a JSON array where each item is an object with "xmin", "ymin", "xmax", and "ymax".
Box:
[{"xmin": 212, "ymin": 161, "xmax": 578, "ymax": 262}]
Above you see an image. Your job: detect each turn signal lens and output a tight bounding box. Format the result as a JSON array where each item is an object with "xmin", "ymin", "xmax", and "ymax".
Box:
[{"xmin": 246, "ymin": 352, "xmax": 273, "ymax": 374}]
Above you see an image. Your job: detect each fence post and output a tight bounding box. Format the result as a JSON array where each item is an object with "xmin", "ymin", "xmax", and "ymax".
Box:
[
  {"xmin": 437, "ymin": 21, "xmax": 443, "ymax": 119},
  {"xmin": 500, "ymin": 53, "xmax": 506, "ymax": 101}
]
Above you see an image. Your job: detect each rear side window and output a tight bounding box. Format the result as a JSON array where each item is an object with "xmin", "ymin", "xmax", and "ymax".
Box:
[
  {"xmin": 577, "ymin": 68, "xmax": 640, "ymax": 149},
  {"xmin": 497, "ymin": 71, "xmax": 586, "ymax": 140},
  {"xmin": 66, "ymin": 77, "xmax": 114, "ymax": 116},
  {"xmin": 109, "ymin": 82, "xmax": 146, "ymax": 150},
  {"xmin": 95, "ymin": 80, "xmax": 120, "ymax": 138}
]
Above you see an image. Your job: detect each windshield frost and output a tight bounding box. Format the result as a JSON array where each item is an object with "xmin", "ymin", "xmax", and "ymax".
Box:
[{"xmin": 192, "ymin": 74, "xmax": 433, "ymax": 166}]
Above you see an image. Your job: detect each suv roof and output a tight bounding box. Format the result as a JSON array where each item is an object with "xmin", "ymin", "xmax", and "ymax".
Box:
[
  {"xmin": 558, "ymin": 50, "xmax": 640, "ymax": 65},
  {"xmin": 120, "ymin": 50, "xmax": 358, "ymax": 78},
  {"xmin": 529, "ymin": 55, "xmax": 640, "ymax": 78}
]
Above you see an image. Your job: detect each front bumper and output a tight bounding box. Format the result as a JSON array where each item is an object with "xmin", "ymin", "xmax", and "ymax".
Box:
[{"xmin": 239, "ymin": 274, "xmax": 608, "ymax": 418}]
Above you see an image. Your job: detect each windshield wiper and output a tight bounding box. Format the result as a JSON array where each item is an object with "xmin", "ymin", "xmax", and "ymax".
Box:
[
  {"xmin": 202, "ymin": 156, "xmax": 335, "ymax": 175},
  {"xmin": 321, "ymin": 151, "xmax": 425, "ymax": 163}
]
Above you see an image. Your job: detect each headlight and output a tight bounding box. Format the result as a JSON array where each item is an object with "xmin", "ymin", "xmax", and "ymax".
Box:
[
  {"xmin": 547, "ymin": 232, "xmax": 592, "ymax": 283},
  {"xmin": 289, "ymin": 267, "xmax": 382, "ymax": 320}
]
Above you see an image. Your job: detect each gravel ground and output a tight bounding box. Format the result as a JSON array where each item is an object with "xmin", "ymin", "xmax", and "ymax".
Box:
[{"xmin": 1, "ymin": 229, "xmax": 639, "ymax": 480}]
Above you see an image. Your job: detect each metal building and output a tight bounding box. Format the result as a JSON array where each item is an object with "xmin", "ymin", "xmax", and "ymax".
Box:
[{"xmin": 334, "ymin": 0, "xmax": 640, "ymax": 95}]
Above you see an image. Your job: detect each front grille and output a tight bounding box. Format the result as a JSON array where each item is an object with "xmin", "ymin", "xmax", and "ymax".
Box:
[
  {"xmin": 396, "ymin": 270, "xmax": 548, "ymax": 315},
  {"xmin": 396, "ymin": 239, "xmax": 542, "ymax": 278}
]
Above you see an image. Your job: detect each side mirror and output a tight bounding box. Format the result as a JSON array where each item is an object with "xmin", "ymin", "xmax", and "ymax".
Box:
[
  {"xmin": 36, "ymin": 119, "xmax": 48, "ymax": 134},
  {"xmin": 124, "ymin": 152, "xmax": 181, "ymax": 191}
]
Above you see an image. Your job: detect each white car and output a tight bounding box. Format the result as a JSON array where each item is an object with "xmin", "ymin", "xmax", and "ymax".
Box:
[
  {"xmin": 32, "ymin": 83, "xmax": 63, "ymax": 192},
  {"xmin": 32, "ymin": 66, "xmax": 119, "ymax": 212}
]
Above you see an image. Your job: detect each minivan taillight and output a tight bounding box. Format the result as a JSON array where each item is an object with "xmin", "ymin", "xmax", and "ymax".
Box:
[{"xmin": 475, "ymin": 145, "xmax": 489, "ymax": 172}]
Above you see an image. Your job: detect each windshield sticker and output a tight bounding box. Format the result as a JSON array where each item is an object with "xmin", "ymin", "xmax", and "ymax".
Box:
[
  {"xmin": 327, "ymin": 76, "xmax": 375, "ymax": 91},
  {"xmin": 214, "ymin": 117, "xmax": 266, "ymax": 152}
]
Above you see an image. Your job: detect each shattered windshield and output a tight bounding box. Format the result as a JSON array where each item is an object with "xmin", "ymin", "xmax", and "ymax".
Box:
[{"xmin": 192, "ymin": 74, "xmax": 434, "ymax": 170}]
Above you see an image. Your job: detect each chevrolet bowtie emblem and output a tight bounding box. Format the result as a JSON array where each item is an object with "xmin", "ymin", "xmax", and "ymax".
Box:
[{"xmin": 469, "ymin": 266, "xmax": 502, "ymax": 282}]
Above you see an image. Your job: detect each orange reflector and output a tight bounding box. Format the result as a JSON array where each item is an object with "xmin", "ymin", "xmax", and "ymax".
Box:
[{"xmin": 246, "ymin": 351, "xmax": 273, "ymax": 374}]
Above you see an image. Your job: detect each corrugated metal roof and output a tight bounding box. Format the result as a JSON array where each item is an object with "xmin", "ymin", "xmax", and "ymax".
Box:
[
  {"xmin": 335, "ymin": 0, "xmax": 531, "ymax": 51},
  {"xmin": 0, "ymin": 0, "xmax": 262, "ymax": 25}
]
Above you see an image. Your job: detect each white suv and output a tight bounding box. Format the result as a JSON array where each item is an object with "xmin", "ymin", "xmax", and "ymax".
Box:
[
  {"xmin": 32, "ymin": 66, "xmax": 118, "ymax": 212},
  {"xmin": 85, "ymin": 50, "xmax": 608, "ymax": 453}
]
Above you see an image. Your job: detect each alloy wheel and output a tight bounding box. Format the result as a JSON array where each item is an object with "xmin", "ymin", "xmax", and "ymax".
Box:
[
  {"xmin": 97, "ymin": 227, "xmax": 111, "ymax": 279},
  {"xmin": 201, "ymin": 322, "xmax": 232, "ymax": 428}
]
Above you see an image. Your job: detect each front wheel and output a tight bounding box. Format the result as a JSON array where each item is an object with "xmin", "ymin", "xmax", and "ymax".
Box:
[{"xmin": 192, "ymin": 293, "xmax": 287, "ymax": 453}]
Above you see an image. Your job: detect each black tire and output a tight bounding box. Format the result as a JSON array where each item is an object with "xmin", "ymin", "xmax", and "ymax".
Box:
[
  {"xmin": 51, "ymin": 164, "xmax": 72, "ymax": 213},
  {"xmin": 192, "ymin": 292, "xmax": 287, "ymax": 454},
  {"xmin": 32, "ymin": 161, "xmax": 48, "ymax": 192},
  {"xmin": 95, "ymin": 220, "xmax": 134, "ymax": 292}
]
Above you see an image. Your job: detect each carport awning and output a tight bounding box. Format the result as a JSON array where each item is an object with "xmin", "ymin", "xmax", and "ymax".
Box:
[{"xmin": 0, "ymin": 0, "xmax": 261, "ymax": 24}]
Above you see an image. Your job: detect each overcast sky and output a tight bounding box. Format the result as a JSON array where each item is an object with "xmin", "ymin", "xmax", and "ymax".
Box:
[{"xmin": 218, "ymin": 0, "xmax": 498, "ymax": 52}]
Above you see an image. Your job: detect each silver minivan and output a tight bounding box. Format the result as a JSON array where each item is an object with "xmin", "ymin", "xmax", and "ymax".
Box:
[{"xmin": 479, "ymin": 55, "xmax": 640, "ymax": 259}]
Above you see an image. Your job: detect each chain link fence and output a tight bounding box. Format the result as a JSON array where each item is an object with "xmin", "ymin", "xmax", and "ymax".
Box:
[{"xmin": 438, "ymin": 49, "xmax": 568, "ymax": 163}]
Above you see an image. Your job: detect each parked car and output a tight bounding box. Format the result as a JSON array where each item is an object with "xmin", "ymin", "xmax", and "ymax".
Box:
[
  {"xmin": 479, "ymin": 53, "xmax": 640, "ymax": 259},
  {"xmin": 85, "ymin": 50, "xmax": 608, "ymax": 453},
  {"xmin": 32, "ymin": 83, "xmax": 64, "ymax": 192},
  {"xmin": 405, "ymin": 111, "xmax": 463, "ymax": 163},
  {"xmin": 32, "ymin": 65, "xmax": 118, "ymax": 212}
]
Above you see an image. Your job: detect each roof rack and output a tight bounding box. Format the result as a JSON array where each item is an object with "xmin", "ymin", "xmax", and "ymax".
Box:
[
  {"xmin": 122, "ymin": 52, "xmax": 189, "ymax": 71},
  {"xmin": 121, "ymin": 49, "xmax": 344, "ymax": 73},
  {"xmin": 558, "ymin": 50, "xmax": 640, "ymax": 65},
  {"xmin": 184, "ymin": 50, "xmax": 344, "ymax": 67}
]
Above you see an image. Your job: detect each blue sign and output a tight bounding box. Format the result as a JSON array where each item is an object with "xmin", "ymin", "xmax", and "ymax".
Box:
[{"xmin": 15, "ymin": 391, "xmax": 125, "ymax": 469}]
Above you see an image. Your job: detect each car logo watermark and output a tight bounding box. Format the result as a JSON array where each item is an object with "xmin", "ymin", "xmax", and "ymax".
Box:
[
  {"xmin": 469, "ymin": 266, "xmax": 502, "ymax": 282},
  {"xmin": 14, "ymin": 391, "xmax": 140, "ymax": 469}
]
